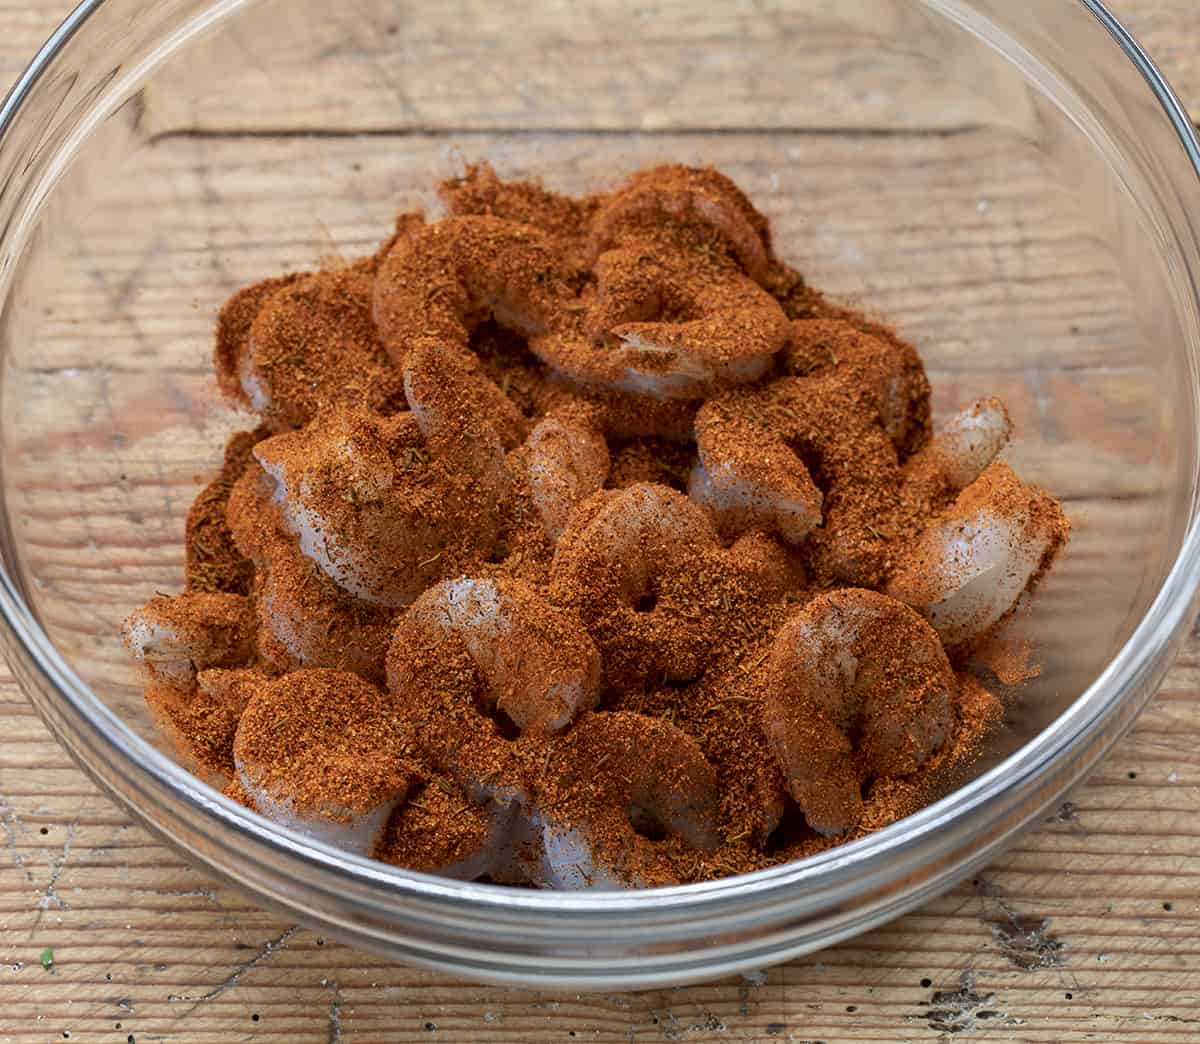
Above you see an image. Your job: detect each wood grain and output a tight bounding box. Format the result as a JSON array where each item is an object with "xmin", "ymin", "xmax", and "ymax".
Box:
[{"xmin": 0, "ymin": 2, "xmax": 1198, "ymax": 1042}]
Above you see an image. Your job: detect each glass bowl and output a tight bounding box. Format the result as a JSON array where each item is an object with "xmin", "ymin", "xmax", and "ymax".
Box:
[{"xmin": 0, "ymin": 0, "xmax": 1198, "ymax": 989}]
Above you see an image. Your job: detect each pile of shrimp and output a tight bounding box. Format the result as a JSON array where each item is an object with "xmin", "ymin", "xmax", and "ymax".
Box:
[{"xmin": 124, "ymin": 163, "xmax": 1069, "ymax": 888}]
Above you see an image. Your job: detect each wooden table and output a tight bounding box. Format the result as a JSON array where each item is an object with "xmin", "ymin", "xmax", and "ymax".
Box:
[{"xmin": 2, "ymin": 2, "xmax": 1199, "ymax": 1041}]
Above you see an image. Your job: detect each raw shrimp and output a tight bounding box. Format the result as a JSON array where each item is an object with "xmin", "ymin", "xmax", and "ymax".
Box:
[
  {"xmin": 387, "ymin": 577, "xmax": 600, "ymax": 809},
  {"xmin": 216, "ymin": 263, "xmax": 406, "ymax": 431},
  {"xmin": 145, "ymin": 666, "xmax": 263, "ymax": 780},
  {"xmin": 688, "ymin": 404, "xmax": 824, "ymax": 547},
  {"xmin": 226, "ymin": 467, "xmax": 396, "ymax": 681},
  {"xmin": 377, "ymin": 774, "xmax": 539, "ymax": 884},
  {"xmin": 689, "ymin": 319, "xmax": 928, "ymax": 567},
  {"xmin": 886, "ymin": 462, "xmax": 1069, "ymax": 648},
  {"xmin": 549, "ymin": 483, "xmax": 722, "ymax": 692},
  {"xmin": 532, "ymin": 164, "xmax": 790, "ymax": 399},
  {"xmin": 537, "ymin": 711, "xmax": 723, "ymax": 889},
  {"xmin": 214, "ymin": 273, "xmax": 298, "ymax": 410},
  {"xmin": 438, "ymin": 161, "xmax": 597, "ymax": 265},
  {"xmin": 691, "ymin": 328, "xmax": 1005, "ymax": 586},
  {"xmin": 252, "ymin": 343, "xmax": 514, "ymax": 608},
  {"xmin": 902, "ymin": 397, "xmax": 1012, "ymax": 497},
  {"xmin": 549, "ymin": 246, "xmax": 789, "ymax": 400},
  {"xmin": 762, "ymin": 588, "xmax": 956, "ymax": 836},
  {"xmin": 123, "ymin": 592, "xmax": 256, "ymax": 690},
  {"xmin": 522, "ymin": 405, "xmax": 610, "ymax": 544},
  {"xmin": 402, "ymin": 338, "xmax": 520, "ymax": 493},
  {"xmin": 372, "ymin": 214, "xmax": 575, "ymax": 364},
  {"xmin": 691, "ymin": 371, "xmax": 901, "ymax": 584},
  {"xmin": 390, "ymin": 577, "xmax": 600, "ymax": 735},
  {"xmin": 254, "ymin": 533, "xmax": 396, "ymax": 681},
  {"xmin": 781, "ymin": 318, "xmax": 931, "ymax": 453},
  {"xmin": 373, "ymin": 194, "xmax": 786, "ymax": 402},
  {"xmin": 587, "ymin": 164, "xmax": 774, "ymax": 284},
  {"xmin": 122, "ymin": 594, "xmax": 258, "ymax": 778},
  {"xmin": 233, "ymin": 669, "xmax": 420, "ymax": 856}
]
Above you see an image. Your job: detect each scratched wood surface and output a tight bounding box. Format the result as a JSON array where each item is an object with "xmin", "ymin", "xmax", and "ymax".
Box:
[{"xmin": 2, "ymin": 1, "xmax": 1200, "ymax": 1042}]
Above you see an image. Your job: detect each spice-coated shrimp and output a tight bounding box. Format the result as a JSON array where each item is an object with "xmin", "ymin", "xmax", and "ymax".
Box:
[
  {"xmin": 387, "ymin": 577, "xmax": 600, "ymax": 826},
  {"xmin": 550, "ymin": 482, "xmax": 806, "ymax": 694},
  {"xmin": 390, "ymin": 577, "xmax": 600, "ymax": 738},
  {"xmin": 520, "ymin": 405, "xmax": 610, "ymax": 544},
  {"xmin": 549, "ymin": 482, "xmax": 722, "ymax": 691},
  {"xmin": 537, "ymin": 711, "xmax": 723, "ymax": 889},
  {"xmin": 688, "ymin": 402, "xmax": 824, "ymax": 547},
  {"xmin": 374, "ymin": 179, "xmax": 788, "ymax": 402},
  {"xmin": 691, "ymin": 329, "xmax": 1004, "ymax": 586},
  {"xmin": 372, "ymin": 214, "xmax": 575, "ymax": 365},
  {"xmin": 254, "ymin": 531, "xmax": 396, "ymax": 681},
  {"xmin": 547, "ymin": 246, "xmax": 789, "ymax": 400},
  {"xmin": 547, "ymin": 165, "xmax": 789, "ymax": 399},
  {"xmin": 761, "ymin": 588, "xmax": 956, "ymax": 837},
  {"xmin": 402, "ymin": 323, "xmax": 528, "ymax": 456},
  {"xmin": 378, "ymin": 775, "xmax": 538, "ymax": 883},
  {"xmin": 689, "ymin": 320, "xmax": 930, "ymax": 569},
  {"xmin": 226, "ymin": 467, "xmax": 396, "ymax": 681},
  {"xmin": 252, "ymin": 343, "xmax": 515, "ymax": 609},
  {"xmin": 123, "ymin": 593, "xmax": 259, "ymax": 778},
  {"xmin": 587, "ymin": 164, "xmax": 775, "ymax": 285},
  {"xmin": 438, "ymin": 161, "xmax": 597, "ymax": 269},
  {"xmin": 886, "ymin": 462, "xmax": 1069, "ymax": 648},
  {"xmin": 123, "ymin": 592, "xmax": 256, "ymax": 691},
  {"xmin": 902, "ymin": 397, "xmax": 1012, "ymax": 497},
  {"xmin": 233, "ymin": 669, "xmax": 420, "ymax": 856},
  {"xmin": 690, "ymin": 385, "xmax": 897, "ymax": 585},
  {"xmin": 216, "ymin": 263, "xmax": 407, "ymax": 432},
  {"xmin": 780, "ymin": 318, "xmax": 932, "ymax": 452}
]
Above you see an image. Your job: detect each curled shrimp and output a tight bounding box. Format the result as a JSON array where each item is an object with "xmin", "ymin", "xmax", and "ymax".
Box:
[
  {"xmin": 538, "ymin": 164, "xmax": 789, "ymax": 399},
  {"xmin": 690, "ymin": 383, "xmax": 897, "ymax": 584},
  {"xmin": 537, "ymin": 711, "xmax": 723, "ymax": 889},
  {"xmin": 438, "ymin": 161, "xmax": 597, "ymax": 266},
  {"xmin": 123, "ymin": 592, "xmax": 256, "ymax": 690},
  {"xmin": 390, "ymin": 577, "xmax": 600, "ymax": 735},
  {"xmin": 548, "ymin": 246, "xmax": 789, "ymax": 400},
  {"xmin": 691, "ymin": 325, "xmax": 1005, "ymax": 586},
  {"xmin": 550, "ymin": 483, "xmax": 804, "ymax": 694},
  {"xmin": 689, "ymin": 319, "xmax": 927, "ymax": 561},
  {"xmin": 762, "ymin": 588, "xmax": 956, "ymax": 836},
  {"xmin": 549, "ymin": 482, "xmax": 721, "ymax": 692},
  {"xmin": 372, "ymin": 214, "xmax": 575, "ymax": 364},
  {"xmin": 587, "ymin": 164, "xmax": 774, "ymax": 284},
  {"xmin": 387, "ymin": 577, "xmax": 600, "ymax": 808},
  {"xmin": 886, "ymin": 462, "xmax": 1069, "ymax": 648},
  {"xmin": 215, "ymin": 263, "xmax": 406, "ymax": 432},
  {"xmin": 780, "ymin": 318, "xmax": 931, "ymax": 452},
  {"xmin": 378, "ymin": 773, "xmax": 539, "ymax": 883},
  {"xmin": 123, "ymin": 593, "xmax": 258, "ymax": 778},
  {"xmin": 252, "ymin": 343, "xmax": 515, "ymax": 608},
  {"xmin": 901, "ymin": 397, "xmax": 1012, "ymax": 499},
  {"xmin": 233, "ymin": 668, "xmax": 420, "ymax": 856},
  {"xmin": 688, "ymin": 402, "xmax": 824, "ymax": 547},
  {"xmin": 374, "ymin": 184, "xmax": 787, "ymax": 402},
  {"xmin": 226, "ymin": 467, "xmax": 396, "ymax": 681},
  {"xmin": 520, "ymin": 403, "xmax": 610, "ymax": 544},
  {"xmin": 253, "ymin": 531, "xmax": 396, "ymax": 681},
  {"xmin": 214, "ymin": 273, "xmax": 297, "ymax": 412}
]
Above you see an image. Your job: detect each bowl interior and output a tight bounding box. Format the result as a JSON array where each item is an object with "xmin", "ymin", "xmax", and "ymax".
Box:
[{"xmin": 1, "ymin": 0, "xmax": 1195, "ymax": 861}]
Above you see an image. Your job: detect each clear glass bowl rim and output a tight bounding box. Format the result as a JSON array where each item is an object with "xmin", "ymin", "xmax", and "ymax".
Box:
[{"xmin": 0, "ymin": 0, "xmax": 1197, "ymax": 928}]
